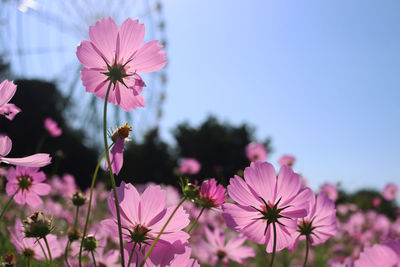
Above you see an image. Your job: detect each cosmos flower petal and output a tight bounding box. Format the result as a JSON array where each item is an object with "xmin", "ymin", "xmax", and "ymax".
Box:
[
  {"xmin": 0, "ymin": 134, "xmax": 12, "ymax": 156},
  {"xmin": 89, "ymin": 17, "xmax": 118, "ymax": 63},
  {"xmin": 105, "ymin": 137, "xmax": 124, "ymax": 175},
  {"xmin": 76, "ymin": 40, "xmax": 105, "ymax": 69},
  {"xmin": 243, "ymin": 161, "xmax": 276, "ymax": 202},
  {"xmin": 130, "ymin": 40, "xmax": 167, "ymax": 73},
  {"xmin": 1, "ymin": 154, "xmax": 52, "ymax": 167},
  {"xmin": 140, "ymin": 185, "xmax": 166, "ymax": 223},
  {"xmin": 118, "ymin": 18, "xmax": 145, "ymax": 62},
  {"xmin": 0, "ymin": 103, "xmax": 21, "ymax": 120},
  {"xmin": 0, "ymin": 80, "xmax": 17, "ymax": 107}
]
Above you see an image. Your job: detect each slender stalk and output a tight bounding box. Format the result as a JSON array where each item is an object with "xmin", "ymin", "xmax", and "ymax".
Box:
[
  {"xmin": 0, "ymin": 188, "xmax": 19, "ymax": 220},
  {"xmin": 35, "ymin": 132, "xmax": 48, "ymax": 153},
  {"xmin": 44, "ymin": 236, "xmax": 53, "ymax": 267},
  {"xmin": 270, "ymin": 222, "xmax": 277, "ymax": 267},
  {"xmin": 140, "ymin": 197, "xmax": 187, "ymax": 267},
  {"xmin": 91, "ymin": 251, "xmax": 97, "ymax": 267},
  {"xmin": 37, "ymin": 238, "xmax": 49, "ymax": 264},
  {"xmin": 187, "ymin": 207, "xmax": 205, "ymax": 234},
  {"xmin": 303, "ymin": 234, "xmax": 310, "ymax": 267},
  {"xmin": 74, "ymin": 206, "xmax": 80, "ymax": 228},
  {"xmin": 103, "ymin": 81, "xmax": 125, "ymax": 267},
  {"xmin": 78, "ymin": 144, "xmax": 112, "ymax": 267},
  {"xmin": 64, "ymin": 240, "xmax": 72, "ymax": 267},
  {"xmin": 127, "ymin": 242, "xmax": 137, "ymax": 267},
  {"xmin": 26, "ymin": 256, "xmax": 31, "ymax": 267}
]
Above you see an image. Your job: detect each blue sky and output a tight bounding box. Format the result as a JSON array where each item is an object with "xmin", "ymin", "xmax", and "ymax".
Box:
[{"xmin": 160, "ymin": 0, "xmax": 400, "ymax": 192}]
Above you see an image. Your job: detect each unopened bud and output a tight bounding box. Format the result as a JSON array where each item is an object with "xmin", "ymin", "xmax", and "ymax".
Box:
[
  {"xmin": 83, "ymin": 235, "xmax": 98, "ymax": 252},
  {"xmin": 72, "ymin": 191, "xmax": 87, "ymax": 206},
  {"xmin": 23, "ymin": 211, "xmax": 52, "ymax": 238},
  {"xmin": 68, "ymin": 226, "xmax": 82, "ymax": 242},
  {"xmin": 3, "ymin": 253, "xmax": 16, "ymax": 266}
]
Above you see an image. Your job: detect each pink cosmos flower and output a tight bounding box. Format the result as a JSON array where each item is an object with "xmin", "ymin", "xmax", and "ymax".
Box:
[
  {"xmin": 44, "ymin": 117, "xmax": 62, "ymax": 137},
  {"xmin": 290, "ymin": 192, "xmax": 338, "ymax": 249},
  {"xmin": 101, "ymin": 182, "xmax": 190, "ymax": 265},
  {"xmin": 372, "ymin": 197, "xmax": 381, "ymax": 207},
  {"xmin": 382, "ymin": 183, "xmax": 398, "ymax": 201},
  {"xmin": 278, "ymin": 154, "xmax": 296, "ymax": 167},
  {"xmin": 179, "ymin": 158, "xmax": 201, "ymax": 175},
  {"xmin": 105, "ymin": 124, "xmax": 132, "ymax": 175},
  {"xmin": 76, "ymin": 17, "xmax": 167, "ymax": 111},
  {"xmin": 222, "ymin": 162, "xmax": 313, "ymax": 253},
  {"xmin": 196, "ymin": 226, "xmax": 255, "ymax": 266},
  {"xmin": 51, "ymin": 173, "xmax": 77, "ymax": 198},
  {"xmin": 0, "ymin": 80, "xmax": 21, "ymax": 120},
  {"xmin": 199, "ymin": 178, "xmax": 226, "ymax": 208},
  {"xmin": 5, "ymin": 166, "xmax": 51, "ymax": 207},
  {"xmin": 245, "ymin": 142, "xmax": 267, "ymax": 162},
  {"xmin": 9, "ymin": 220, "xmax": 63, "ymax": 260},
  {"xmin": 353, "ymin": 238, "xmax": 400, "ymax": 267},
  {"xmin": 320, "ymin": 183, "xmax": 339, "ymax": 202},
  {"xmin": 0, "ymin": 135, "xmax": 51, "ymax": 167}
]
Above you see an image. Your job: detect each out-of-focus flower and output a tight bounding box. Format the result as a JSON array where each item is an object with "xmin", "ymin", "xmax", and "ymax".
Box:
[
  {"xmin": 105, "ymin": 123, "xmax": 132, "ymax": 175},
  {"xmin": 382, "ymin": 183, "xmax": 398, "ymax": 201},
  {"xmin": 179, "ymin": 158, "xmax": 201, "ymax": 175},
  {"xmin": 5, "ymin": 166, "xmax": 51, "ymax": 207},
  {"xmin": 222, "ymin": 162, "xmax": 313, "ymax": 252},
  {"xmin": 278, "ymin": 154, "xmax": 296, "ymax": 167},
  {"xmin": 320, "ymin": 183, "xmax": 339, "ymax": 202},
  {"xmin": 76, "ymin": 17, "xmax": 167, "ymax": 111},
  {"xmin": 51, "ymin": 173, "xmax": 77, "ymax": 198},
  {"xmin": 44, "ymin": 117, "xmax": 62, "ymax": 137},
  {"xmin": 0, "ymin": 135, "xmax": 51, "ymax": 167},
  {"xmin": 372, "ymin": 197, "xmax": 381, "ymax": 207},
  {"xmin": 290, "ymin": 193, "xmax": 338, "ymax": 249},
  {"xmin": 0, "ymin": 80, "xmax": 21, "ymax": 120},
  {"xmin": 245, "ymin": 142, "xmax": 267, "ymax": 162},
  {"xmin": 353, "ymin": 238, "xmax": 400, "ymax": 267},
  {"xmin": 101, "ymin": 182, "xmax": 189, "ymax": 265},
  {"xmin": 196, "ymin": 226, "xmax": 255, "ymax": 266},
  {"xmin": 198, "ymin": 178, "xmax": 226, "ymax": 208}
]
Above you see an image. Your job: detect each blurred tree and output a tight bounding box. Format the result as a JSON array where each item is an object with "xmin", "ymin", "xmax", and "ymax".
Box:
[{"xmin": 0, "ymin": 79, "xmax": 98, "ymax": 189}]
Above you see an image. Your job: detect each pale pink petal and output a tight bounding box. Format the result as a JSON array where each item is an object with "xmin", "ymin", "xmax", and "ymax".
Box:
[
  {"xmin": 25, "ymin": 191, "xmax": 43, "ymax": 207},
  {"xmin": 2, "ymin": 153, "xmax": 51, "ymax": 167},
  {"xmin": 0, "ymin": 134, "xmax": 12, "ymax": 156},
  {"xmin": 31, "ymin": 183, "xmax": 51, "ymax": 195},
  {"xmin": 148, "ymin": 206, "xmax": 189, "ymax": 234},
  {"xmin": 129, "ymin": 40, "xmax": 167, "ymax": 73},
  {"xmin": 89, "ymin": 17, "xmax": 118, "ymax": 63},
  {"xmin": 105, "ymin": 137, "xmax": 124, "ymax": 175},
  {"xmin": 0, "ymin": 80, "xmax": 17, "ymax": 107},
  {"xmin": 228, "ymin": 175, "xmax": 260, "ymax": 207},
  {"xmin": 241, "ymin": 220, "xmax": 266, "ymax": 244},
  {"xmin": 243, "ymin": 162, "xmax": 276, "ymax": 202},
  {"xmin": 0, "ymin": 103, "xmax": 21, "ymax": 120},
  {"xmin": 276, "ymin": 165, "xmax": 302, "ymax": 205},
  {"xmin": 81, "ymin": 67, "xmax": 108, "ymax": 94},
  {"xmin": 118, "ymin": 18, "xmax": 145, "ymax": 62},
  {"xmin": 139, "ymin": 185, "xmax": 166, "ymax": 224},
  {"xmin": 76, "ymin": 40, "xmax": 106, "ymax": 69},
  {"xmin": 222, "ymin": 203, "xmax": 258, "ymax": 230}
]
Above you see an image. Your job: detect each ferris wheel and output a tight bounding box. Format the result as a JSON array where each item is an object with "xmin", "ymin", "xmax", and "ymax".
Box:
[{"xmin": 0, "ymin": 0, "xmax": 168, "ymax": 141}]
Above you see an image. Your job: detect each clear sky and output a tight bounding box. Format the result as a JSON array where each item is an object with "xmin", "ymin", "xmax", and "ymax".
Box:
[{"xmin": 159, "ymin": 0, "xmax": 400, "ymax": 192}]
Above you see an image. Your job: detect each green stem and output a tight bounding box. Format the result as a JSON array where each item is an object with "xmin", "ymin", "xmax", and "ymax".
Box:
[
  {"xmin": 270, "ymin": 222, "xmax": 277, "ymax": 267},
  {"xmin": 78, "ymin": 145, "xmax": 112, "ymax": 267},
  {"xmin": 91, "ymin": 251, "xmax": 97, "ymax": 267},
  {"xmin": 35, "ymin": 132, "xmax": 48, "ymax": 153},
  {"xmin": 187, "ymin": 207, "xmax": 205, "ymax": 234},
  {"xmin": 26, "ymin": 256, "xmax": 31, "ymax": 267},
  {"xmin": 37, "ymin": 238, "xmax": 49, "ymax": 264},
  {"xmin": 0, "ymin": 187, "xmax": 19, "ymax": 220},
  {"xmin": 44, "ymin": 236, "xmax": 53, "ymax": 267},
  {"xmin": 103, "ymin": 81, "xmax": 125, "ymax": 267},
  {"xmin": 303, "ymin": 235, "xmax": 310, "ymax": 267},
  {"xmin": 127, "ymin": 242, "xmax": 137, "ymax": 267},
  {"xmin": 74, "ymin": 206, "xmax": 80, "ymax": 228},
  {"xmin": 140, "ymin": 197, "xmax": 187, "ymax": 267},
  {"xmin": 64, "ymin": 240, "xmax": 72, "ymax": 267}
]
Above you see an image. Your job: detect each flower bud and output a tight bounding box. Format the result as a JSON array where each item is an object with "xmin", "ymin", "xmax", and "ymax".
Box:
[
  {"xmin": 83, "ymin": 235, "xmax": 98, "ymax": 252},
  {"xmin": 68, "ymin": 226, "xmax": 82, "ymax": 242},
  {"xmin": 3, "ymin": 253, "xmax": 16, "ymax": 266},
  {"xmin": 72, "ymin": 191, "xmax": 87, "ymax": 207},
  {"xmin": 198, "ymin": 178, "xmax": 226, "ymax": 208},
  {"xmin": 179, "ymin": 177, "xmax": 199, "ymax": 201},
  {"xmin": 23, "ymin": 211, "xmax": 52, "ymax": 238}
]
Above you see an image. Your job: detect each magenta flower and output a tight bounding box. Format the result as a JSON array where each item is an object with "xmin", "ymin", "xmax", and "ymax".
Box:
[
  {"xmin": 372, "ymin": 197, "xmax": 381, "ymax": 207},
  {"xmin": 290, "ymin": 193, "xmax": 338, "ymax": 249},
  {"xmin": 101, "ymin": 182, "xmax": 190, "ymax": 264},
  {"xmin": 179, "ymin": 158, "xmax": 201, "ymax": 175},
  {"xmin": 222, "ymin": 162, "xmax": 313, "ymax": 252},
  {"xmin": 0, "ymin": 135, "xmax": 51, "ymax": 167},
  {"xmin": 76, "ymin": 17, "xmax": 167, "ymax": 111},
  {"xmin": 51, "ymin": 173, "xmax": 77, "ymax": 198},
  {"xmin": 105, "ymin": 123, "xmax": 132, "ymax": 175},
  {"xmin": 245, "ymin": 142, "xmax": 267, "ymax": 162},
  {"xmin": 5, "ymin": 166, "xmax": 51, "ymax": 207},
  {"xmin": 199, "ymin": 178, "xmax": 226, "ymax": 208},
  {"xmin": 382, "ymin": 183, "xmax": 398, "ymax": 201},
  {"xmin": 44, "ymin": 117, "xmax": 62, "ymax": 137},
  {"xmin": 278, "ymin": 154, "xmax": 296, "ymax": 167},
  {"xmin": 197, "ymin": 226, "xmax": 255, "ymax": 266},
  {"xmin": 320, "ymin": 183, "xmax": 339, "ymax": 202},
  {"xmin": 0, "ymin": 80, "xmax": 21, "ymax": 120},
  {"xmin": 9, "ymin": 220, "xmax": 63, "ymax": 260}
]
